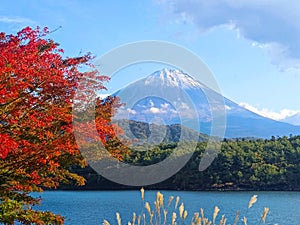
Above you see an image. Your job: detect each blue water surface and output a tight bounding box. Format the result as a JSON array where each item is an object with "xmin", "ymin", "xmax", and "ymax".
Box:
[{"xmin": 33, "ymin": 190, "xmax": 300, "ymax": 225}]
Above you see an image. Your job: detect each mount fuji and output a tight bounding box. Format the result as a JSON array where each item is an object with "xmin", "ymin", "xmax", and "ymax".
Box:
[{"xmin": 112, "ymin": 68, "xmax": 300, "ymax": 139}]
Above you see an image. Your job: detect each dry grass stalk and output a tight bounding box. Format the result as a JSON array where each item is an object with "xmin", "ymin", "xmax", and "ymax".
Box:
[
  {"xmin": 200, "ymin": 208, "xmax": 205, "ymax": 219},
  {"xmin": 145, "ymin": 202, "xmax": 151, "ymax": 216},
  {"xmin": 150, "ymin": 211, "xmax": 154, "ymax": 225},
  {"xmin": 179, "ymin": 203, "xmax": 184, "ymax": 218},
  {"xmin": 156, "ymin": 191, "xmax": 164, "ymax": 208},
  {"xmin": 243, "ymin": 216, "xmax": 247, "ymax": 225},
  {"xmin": 218, "ymin": 215, "xmax": 226, "ymax": 225},
  {"xmin": 192, "ymin": 212, "xmax": 199, "ymax": 225},
  {"xmin": 175, "ymin": 196, "xmax": 180, "ymax": 209},
  {"xmin": 137, "ymin": 215, "xmax": 141, "ymax": 225},
  {"xmin": 171, "ymin": 212, "xmax": 177, "ymax": 225},
  {"xmin": 261, "ymin": 207, "xmax": 269, "ymax": 223},
  {"xmin": 132, "ymin": 212, "xmax": 136, "ymax": 225},
  {"xmin": 204, "ymin": 218, "xmax": 211, "ymax": 225},
  {"xmin": 167, "ymin": 196, "xmax": 174, "ymax": 207},
  {"xmin": 104, "ymin": 190, "xmax": 276, "ymax": 225},
  {"xmin": 103, "ymin": 219, "xmax": 110, "ymax": 225},
  {"xmin": 233, "ymin": 210, "xmax": 240, "ymax": 225},
  {"xmin": 163, "ymin": 210, "xmax": 168, "ymax": 225},
  {"xmin": 140, "ymin": 188, "xmax": 144, "ymax": 201},
  {"xmin": 248, "ymin": 195, "xmax": 258, "ymax": 208},
  {"xmin": 193, "ymin": 212, "xmax": 199, "ymax": 219},
  {"xmin": 213, "ymin": 206, "xmax": 220, "ymax": 224},
  {"xmin": 154, "ymin": 201, "xmax": 160, "ymax": 216},
  {"xmin": 183, "ymin": 210, "xmax": 188, "ymax": 221},
  {"xmin": 116, "ymin": 212, "xmax": 121, "ymax": 225}
]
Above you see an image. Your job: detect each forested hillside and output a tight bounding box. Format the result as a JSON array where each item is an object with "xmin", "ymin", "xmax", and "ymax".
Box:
[{"xmin": 66, "ymin": 135, "xmax": 300, "ymax": 191}]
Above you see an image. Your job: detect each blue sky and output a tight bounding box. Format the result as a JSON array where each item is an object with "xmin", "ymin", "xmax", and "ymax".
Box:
[{"xmin": 2, "ymin": 0, "xmax": 300, "ymax": 122}]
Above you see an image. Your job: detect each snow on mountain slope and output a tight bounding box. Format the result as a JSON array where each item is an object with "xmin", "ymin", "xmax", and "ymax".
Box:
[
  {"xmin": 112, "ymin": 68, "xmax": 300, "ymax": 138},
  {"xmin": 145, "ymin": 68, "xmax": 204, "ymax": 89}
]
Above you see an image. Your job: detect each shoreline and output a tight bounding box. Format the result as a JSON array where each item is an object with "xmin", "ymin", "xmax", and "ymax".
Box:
[{"xmin": 52, "ymin": 185, "xmax": 300, "ymax": 192}]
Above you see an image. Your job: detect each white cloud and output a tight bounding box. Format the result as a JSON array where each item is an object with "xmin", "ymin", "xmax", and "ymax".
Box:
[
  {"xmin": 0, "ymin": 16, "xmax": 35, "ymax": 24},
  {"xmin": 160, "ymin": 102, "xmax": 169, "ymax": 109},
  {"xmin": 149, "ymin": 107, "xmax": 161, "ymax": 114},
  {"xmin": 156, "ymin": 0, "xmax": 300, "ymax": 73},
  {"xmin": 140, "ymin": 102, "xmax": 178, "ymax": 115},
  {"xmin": 142, "ymin": 106, "xmax": 166, "ymax": 114},
  {"xmin": 127, "ymin": 108, "xmax": 137, "ymax": 115},
  {"xmin": 239, "ymin": 102, "xmax": 300, "ymax": 121}
]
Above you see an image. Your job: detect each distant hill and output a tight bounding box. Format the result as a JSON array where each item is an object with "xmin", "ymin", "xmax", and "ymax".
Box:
[{"xmin": 114, "ymin": 119, "xmax": 208, "ymax": 144}]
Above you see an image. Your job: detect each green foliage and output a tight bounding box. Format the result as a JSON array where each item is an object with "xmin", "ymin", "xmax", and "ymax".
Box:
[
  {"xmin": 0, "ymin": 197, "xmax": 63, "ymax": 225},
  {"xmin": 168, "ymin": 135, "xmax": 300, "ymax": 190},
  {"xmin": 115, "ymin": 120, "xmax": 208, "ymax": 144},
  {"xmin": 74, "ymin": 135, "xmax": 300, "ymax": 191},
  {"xmin": 120, "ymin": 135, "xmax": 300, "ymax": 190}
]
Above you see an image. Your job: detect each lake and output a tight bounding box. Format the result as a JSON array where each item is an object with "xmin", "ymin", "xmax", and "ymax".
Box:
[{"xmin": 33, "ymin": 190, "xmax": 300, "ymax": 225}]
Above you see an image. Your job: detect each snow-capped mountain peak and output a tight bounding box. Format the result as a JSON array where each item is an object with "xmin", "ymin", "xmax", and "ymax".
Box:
[
  {"xmin": 113, "ymin": 68, "xmax": 300, "ymax": 138},
  {"xmin": 144, "ymin": 68, "xmax": 204, "ymax": 89}
]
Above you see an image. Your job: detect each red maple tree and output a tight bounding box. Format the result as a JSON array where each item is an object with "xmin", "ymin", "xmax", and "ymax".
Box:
[{"xmin": 0, "ymin": 27, "xmax": 125, "ymax": 224}]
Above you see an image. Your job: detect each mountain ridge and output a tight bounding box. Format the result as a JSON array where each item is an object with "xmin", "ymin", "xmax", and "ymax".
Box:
[
  {"xmin": 112, "ymin": 68, "xmax": 300, "ymax": 138},
  {"xmin": 114, "ymin": 119, "xmax": 208, "ymax": 144}
]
